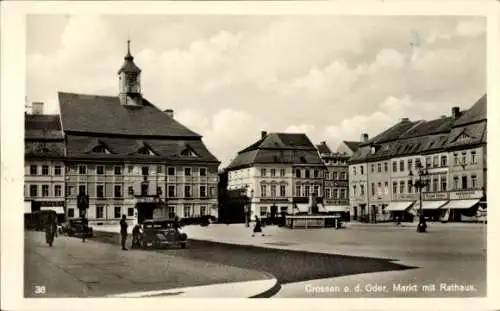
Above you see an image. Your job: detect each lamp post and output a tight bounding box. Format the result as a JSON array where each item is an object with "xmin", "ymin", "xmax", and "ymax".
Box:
[{"xmin": 409, "ymin": 162, "xmax": 429, "ymax": 233}]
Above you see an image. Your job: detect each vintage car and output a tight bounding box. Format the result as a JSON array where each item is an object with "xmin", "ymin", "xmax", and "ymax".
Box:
[
  {"xmin": 62, "ymin": 218, "xmax": 93, "ymax": 238},
  {"xmin": 141, "ymin": 218, "xmax": 188, "ymax": 249}
]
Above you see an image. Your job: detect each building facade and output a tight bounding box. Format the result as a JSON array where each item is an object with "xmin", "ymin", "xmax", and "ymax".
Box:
[
  {"xmin": 226, "ymin": 131, "xmax": 325, "ymax": 221},
  {"xmin": 25, "ymin": 42, "xmax": 220, "ymax": 225},
  {"xmin": 348, "ymin": 95, "xmax": 487, "ymax": 222}
]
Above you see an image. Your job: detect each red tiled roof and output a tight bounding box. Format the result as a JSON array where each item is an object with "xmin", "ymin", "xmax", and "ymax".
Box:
[{"xmin": 58, "ymin": 92, "xmax": 201, "ymax": 138}]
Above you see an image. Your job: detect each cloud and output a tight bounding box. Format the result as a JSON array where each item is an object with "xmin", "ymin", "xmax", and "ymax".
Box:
[{"xmin": 456, "ymin": 19, "xmax": 486, "ymax": 37}]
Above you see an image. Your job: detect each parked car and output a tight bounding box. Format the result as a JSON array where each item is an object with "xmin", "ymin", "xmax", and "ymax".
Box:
[
  {"xmin": 141, "ymin": 218, "xmax": 188, "ymax": 249},
  {"xmin": 62, "ymin": 218, "xmax": 93, "ymax": 238}
]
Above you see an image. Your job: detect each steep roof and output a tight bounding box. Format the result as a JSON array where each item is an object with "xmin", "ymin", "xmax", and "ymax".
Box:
[
  {"xmin": 452, "ymin": 94, "xmax": 486, "ymax": 127},
  {"xmin": 64, "ymin": 134, "xmax": 219, "ymax": 163},
  {"xmin": 227, "ymin": 133, "xmax": 324, "ymax": 170},
  {"xmin": 25, "ymin": 114, "xmax": 63, "ymax": 140},
  {"xmin": 58, "ymin": 92, "xmax": 200, "ymax": 138},
  {"xmin": 363, "ymin": 119, "xmax": 419, "ymax": 146},
  {"xmin": 316, "ymin": 142, "xmax": 332, "ymax": 154},
  {"xmin": 399, "ymin": 117, "xmax": 455, "ymax": 139},
  {"xmin": 342, "ymin": 141, "xmax": 361, "ymax": 152}
]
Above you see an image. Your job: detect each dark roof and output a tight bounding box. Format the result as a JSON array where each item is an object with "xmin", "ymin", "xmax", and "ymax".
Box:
[
  {"xmin": 118, "ymin": 43, "xmax": 141, "ymax": 74},
  {"xmin": 399, "ymin": 117, "xmax": 455, "ymax": 139},
  {"xmin": 316, "ymin": 142, "xmax": 332, "ymax": 154},
  {"xmin": 25, "ymin": 114, "xmax": 63, "ymax": 140},
  {"xmin": 342, "ymin": 141, "xmax": 361, "ymax": 152},
  {"xmin": 227, "ymin": 133, "xmax": 324, "ymax": 170},
  {"xmin": 58, "ymin": 92, "xmax": 200, "ymax": 138},
  {"xmin": 64, "ymin": 134, "xmax": 219, "ymax": 163},
  {"xmin": 453, "ymin": 94, "xmax": 486, "ymax": 127},
  {"xmin": 25, "ymin": 141, "xmax": 65, "ymax": 158},
  {"xmin": 363, "ymin": 119, "xmax": 419, "ymax": 146}
]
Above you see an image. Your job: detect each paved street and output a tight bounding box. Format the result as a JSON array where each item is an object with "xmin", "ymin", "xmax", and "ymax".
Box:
[{"xmin": 24, "ymin": 231, "xmax": 273, "ymax": 298}]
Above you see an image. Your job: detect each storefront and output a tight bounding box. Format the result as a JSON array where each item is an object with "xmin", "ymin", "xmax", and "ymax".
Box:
[
  {"xmin": 420, "ymin": 192, "xmax": 450, "ymax": 221},
  {"xmin": 385, "ymin": 201, "xmax": 415, "ymax": 222},
  {"xmin": 441, "ymin": 190, "xmax": 483, "ymax": 222}
]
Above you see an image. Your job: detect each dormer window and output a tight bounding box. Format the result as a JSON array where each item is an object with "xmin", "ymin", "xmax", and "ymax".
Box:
[
  {"xmin": 137, "ymin": 146, "xmax": 156, "ymax": 156},
  {"xmin": 92, "ymin": 145, "xmax": 111, "ymax": 154},
  {"xmin": 456, "ymin": 133, "xmax": 472, "ymax": 142}
]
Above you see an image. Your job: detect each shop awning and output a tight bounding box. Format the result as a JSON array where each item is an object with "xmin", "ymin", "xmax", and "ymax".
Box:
[
  {"xmin": 40, "ymin": 206, "xmax": 65, "ymax": 214},
  {"xmin": 420, "ymin": 200, "xmax": 448, "ymax": 210},
  {"xmin": 324, "ymin": 205, "xmax": 349, "ymax": 212},
  {"xmin": 294, "ymin": 204, "xmax": 309, "ymax": 213},
  {"xmin": 385, "ymin": 201, "xmax": 414, "ymax": 212},
  {"xmin": 24, "ymin": 201, "xmax": 32, "ymax": 213},
  {"xmin": 442, "ymin": 199, "xmax": 480, "ymax": 210}
]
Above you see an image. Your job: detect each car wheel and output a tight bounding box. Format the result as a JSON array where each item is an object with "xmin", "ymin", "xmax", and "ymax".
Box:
[{"xmin": 180, "ymin": 242, "xmax": 186, "ymax": 249}]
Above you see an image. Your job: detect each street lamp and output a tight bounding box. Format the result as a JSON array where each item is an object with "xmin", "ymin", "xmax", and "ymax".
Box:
[{"xmin": 409, "ymin": 162, "xmax": 429, "ymax": 233}]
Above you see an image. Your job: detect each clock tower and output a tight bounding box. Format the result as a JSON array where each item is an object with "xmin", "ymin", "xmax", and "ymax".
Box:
[{"xmin": 118, "ymin": 40, "xmax": 142, "ymax": 106}]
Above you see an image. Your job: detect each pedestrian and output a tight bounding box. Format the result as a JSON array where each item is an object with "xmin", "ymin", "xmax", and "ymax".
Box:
[
  {"xmin": 252, "ymin": 215, "xmax": 264, "ymax": 237},
  {"xmin": 45, "ymin": 212, "xmax": 57, "ymax": 247},
  {"xmin": 131, "ymin": 224, "xmax": 142, "ymax": 249},
  {"xmin": 120, "ymin": 214, "xmax": 128, "ymax": 250},
  {"xmin": 81, "ymin": 217, "xmax": 89, "ymax": 242}
]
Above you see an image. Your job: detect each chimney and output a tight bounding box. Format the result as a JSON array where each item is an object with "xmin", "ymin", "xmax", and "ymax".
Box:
[
  {"xmin": 452, "ymin": 107, "xmax": 460, "ymax": 119},
  {"xmin": 32, "ymin": 102, "xmax": 44, "ymax": 115},
  {"xmin": 361, "ymin": 133, "xmax": 369, "ymax": 142},
  {"xmin": 164, "ymin": 109, "xmax": 174, "ymax": 118},
  {"xmin": 321, "ymin": 141, "xmax": 326, "ymax": 145},
  {"xmin": 401, "ymin": 117, "xmax": 410, "ymax": 122},
  {"xmin": 261, "ymin": 131, "xmax": 267, "ymax": 139}
]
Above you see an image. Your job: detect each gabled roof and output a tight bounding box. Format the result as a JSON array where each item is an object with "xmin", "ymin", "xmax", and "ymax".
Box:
[
  {"xmin": 453, "ymin": 94, "xmax": 486, "ymax": 127},
  {"xmin": 399, "ymin": 117, "xmax": 455, "ymax": 139},
  {"xmin": 58, "ymin": 92, "xmax": 201, "ymax": 138},
  {"xmin": 228, "ymin": 133, "xmax": 324, "ymax": 170},
  {"xmin": 363, "ymin": 119, "xmax": 419, "ymax": 146},
  {"xmin": 316, "ymin": 142, "xmax": 332, "ymax": 154},
  {"xmin": 342, "ymin": 141, "xmax": 361, "ymax": 152}
]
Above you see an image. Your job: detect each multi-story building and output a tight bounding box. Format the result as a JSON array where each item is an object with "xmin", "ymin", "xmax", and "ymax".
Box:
[
  {"xmin": 348, "ymin": 95, "xmax": 486, "ymax": 222},
  {"xmin": 24, "ymin": 103, "xmax": 66, "ymax": 214},
  {"xmin": 226, "ymin": 131, "xmax": 325, "ymax": 221},
  {"xmin": 315, "ymin": 141, "xmax": 352, "ymax": 219},
  {"xmin": 25, "ymin": 41, "xmax": 220, "ymax": 225}
]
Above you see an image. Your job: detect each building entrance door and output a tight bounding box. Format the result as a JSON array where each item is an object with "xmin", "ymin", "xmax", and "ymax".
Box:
[{"xmin": 136, "ymin": 203, "xmax": 155, "ymax": 224}]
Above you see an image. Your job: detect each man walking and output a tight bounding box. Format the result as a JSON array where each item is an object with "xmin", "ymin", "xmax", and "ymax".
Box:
[{"xmin": 120, "ymin": 214, "xmax": 128, "ymax": 250}]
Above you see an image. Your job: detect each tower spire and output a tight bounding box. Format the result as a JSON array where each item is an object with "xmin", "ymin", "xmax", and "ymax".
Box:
[{"xmin": 125, "ymin": 39, "xmax": 133, "ymax": 60}]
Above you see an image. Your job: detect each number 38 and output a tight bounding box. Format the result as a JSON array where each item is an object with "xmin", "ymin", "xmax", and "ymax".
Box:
[{"xmin": 34, "ymin": 285, "xmax": 46, "ymax": 294}]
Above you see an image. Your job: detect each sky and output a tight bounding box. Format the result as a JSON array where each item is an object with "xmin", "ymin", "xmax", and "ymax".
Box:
[{"xmin": 26, "ymin": 15, "xmax": 486, "ymax": 168}]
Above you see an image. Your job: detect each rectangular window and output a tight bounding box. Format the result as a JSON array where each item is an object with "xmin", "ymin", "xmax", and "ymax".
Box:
[
  {"xmin": 360, "ymin": 166, "xmax": 364, "ymax": 175},
  {"xmin": 156, "ymin": 165, "xmax": 163, "ymax": 174},
  {"xmin": 314, "ymin": 170, "xmax": 319, "ymax": 178},
  {"xmin": 79, "ymin": 165, "xmax": 86, "ymax": 175},
  {"xmin": 96, "ymin": 185, "xmax": 104, "ymax": 198},
  {"xmin": 128, "ymin": 165, "xmax": 134, "ymax": 173},
  {"xmin": 199, "ymin": 168, "xmax": 207, "ymax": 176},
  {"xmin": 209, "ymin": 186, "xmax": 215, "ymax": 197},
  {"xmin": 42, "ymin": 185, "xmax": 49, "ymax": 197},
  {"xmin": 461, "ymin": 152, "xmax": 467, "ymax": 165},
  {"xmin": 200, "ymin": 186, "xmax": 207, "ymax": 197},
  {"xmin": 453, "ymin": 176, "xmax": 459, "ymax": 190},
  {"xmin": 305, "ymin": 170, "xmax": 310, "ymax": 178},
  {"xmin": 393, "ymin": 182, "xmax": 397, "ymax": 194},
  {"xmin": 370, "ymin": 164, "xmax": 374, "ymax": 173},
  {"xmin": 471, "ymin": 151, "xmax": 477, "ymax": 164},
  {"xmin": 97, "ymin": 166, "xmax": 104, "ymax": 175},
  {"xmin": 353, "ymin": 185, "xmax": 357, "ymax": 196},
  {"xmin": 400, "ymin": 160, "xmax": 405, "ymax": 172},
  {"xmin": 408, "ymin": 180, "xmax": 413, "ymax": 193},
  {"xmin": 167, "ymin": 206, "xmax": 175, "ymax": 219},
  {"xmin": 333, "ymin": 189, "xmax": 339, "ymax": 199},
  {"xmin": 313, "ymin": 185, "xmax": 319, "ymax": 196},
  {"xmin": 280, "ymin": 169, "xmax": 286, "ymax": 177},
  {"xmin": 295, "ymin": 185, "xmax": 301, "ymax": 197},
  {"xmin": 168, "ymin": 167, "xmax": 176, "ymax": 175},
  {"xmin": 114, "ymin": 185, "xmax": 122, "ymax": 198},
  {"xmin": 352, "ymin": 166, "xmax": 357, "ymax": 176},
  {"xmin": 280, "ymin": 185, "xmax": 286, "ymax": 197},
  {"xmin": 433, "ymin": 178, "xmax": 438, "ymax": 192},
  {"xmin": 200, "ymin": 206, "xmax": 207, "ymax": 216},
  {"xmin": 296, "ymin": 169, "xmax": 301, "ymax": 178},
  {"xmin": 142, "ymin": 167, "xmax": 149, "ymax": 176},
  {"xmin": 30, "ymin": 185, "xmax": 37, "ymax": 197},
  {"xmin": 78, "ymin": 185, "xmax": 86, "ymax": 195},
  {"xmin": 407, "ymin": 160, "xmax": 412, "ymax": 172},
  {"xmin": 54, "ymin": 166, "xmax": 62, "ymax": 176},
  {"xmin": 260, "ymin": 206, "xmax": 267, "ymax": 217},
  {"xmin": 271, "ymin": 185, "xmax": 276, "ymax": 197},
  {"xmin": 384, "ymin": 162, "xmax": 388, "ymax": 172},
  {"xmin": 114, "ymin": 166, "xmax": 122, "ymax": 175},
  {"xmin": 453, "ymin": 153, "xmax": 459, "ymax": 165},
  {"xmin": 270, "ymin": 169, "xmax": 276, "ymax": 177},
  {"xmin": 261, "ymin": 168, "xmax": 266, "ymax": 177},
  {"xmin": 392, "ymin": 162, "xmax": 397, "ymax": 172},
  {"xmin": 325, "ymin": 172, "xmax": 330, "ymax": 180},
  {"xmin": 333, "ymin": 172, "xmax": 338, "ymax": 180},
  {"xmin": 371, "ymin": 183, "xmax": 375, "ymax": 196},
  {"xmin": 184, "ymin": 167, "xmax": 191, "ymax": 176},
  {"xmin": 42, "ymin": 165, "xmax": 49, "ymax": 176},
  {"xmin": 340, "ymin": 172, "xmax": 346, "ymax": 180},
  {"xmin": 377, "ymin": 182, "xmax": 382, "ymax": 195},
  {"xmin": 462, "ymin": 176, "xmax": 468, "ymax": 189},
  {"xmin": 441, "ymin": 156, "xmax": 447, "ymax": 167},
  {"xmin": 96, "ymin": 206, "xmax": 104, "ymax": 219},
  {"xmin": 127, "ymin": 207, "xmax": 134, "ymax": 217},
  {"xmin": 399, "ymin": 181, "xmax": 405, "ymax": 194},
  {"xmin": 184, "ymin": 185, "xmax": 192, "ymax": 198},
  {"xmin": 128, "ymin": 186, "xmax": 134, "ymax": 196},
  {"xmin": 441, "ymin": 177, "xmax": 447, "ymax": 192},
  {"xmin": 471, "ymin": 175, "xmax": 477, "ymax": 189},
  {"xmin": 432, "ymin": 156, "xmax": 439, "ymax": 168},
  {"xmin": 114, "ymin": 206, "xmax": 121, "ymax": 219},
  {"xmin": 54, "ymin": 185, "xmax": 62, "ymax": 197},
  {"xmin": 340, "ymin": 189, "xmax": 346, "ymax": 199},
  {"xmin": 30, "ymin": 165, "xmax": 37, "ymax": 175},
  {"xmin": 157, "ymin": 187, "xmax": 162, "ymax": 196},
  {"xmin": 184, "ymin": 205, "xmax": 192, "ymax": 218},
  {"xmin": 168, "ymin": 185, "xmax": 176, "ymax": 197},
  {"xmin": 325, "ymin": 188, "xmax": 331, "ymax": 199},
  {"xmin": 360, "ymin": 185, "xmax": 365, "ymax": 196},
  {"xmin": 141, "ymin": 183, "xmax": 148, "ymax": 196},
  {"xmin": 68, "ymin": 208, "xmax": 75, "ymax": 218},
  {"xmin": 377, "ymin": 163, "xmax": 382, "ymax": 173},
  {"xmin": 261, "ymin": 185, "xmax": 267, "ymax": 197},
  {"xmin": 415, "ymin": 158, "xmax": 422, "ymax": 169},
  {"xmin": 304, "ymin": 185, "xmax": 310, "ymax": 197},
  {"xmin": 425, "ymin": 156, "xmax": 431, "ymax": 168},
  {"xmin": 68, "ymin": 186, "xmax": 75, "ymax": 196}
]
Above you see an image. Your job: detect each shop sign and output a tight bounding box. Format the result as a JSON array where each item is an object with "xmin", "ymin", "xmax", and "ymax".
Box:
[
  {"xmin": 325, "ymin": 199, "xmax": 349, "ymax": 205},
  {"xmin": 393, "ymin": 193, "xmax": 418, "ymax": 201},
  {"xmin": 450, "ymin": 190, "xmax": 483, "ymax": 200},
  {"xmin": 259, "ymin": 198, "xmax": 290, "ymax": 203},
  {"xmin": 423, "ymin": 192, "xmax": 449, "ymax": 200},
  {"xmin": 332, "ymin": 181, "xmax": 348, "ymax": 187},
  {"xmin": 39, "ymin": 201, "xmax": 64, "ymax": 207}
]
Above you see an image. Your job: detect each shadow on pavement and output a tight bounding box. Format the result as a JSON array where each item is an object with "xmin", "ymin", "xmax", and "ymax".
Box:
[{"xmin": 94, "ymin": 231, "xmax": 417, "ymax": 284}]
